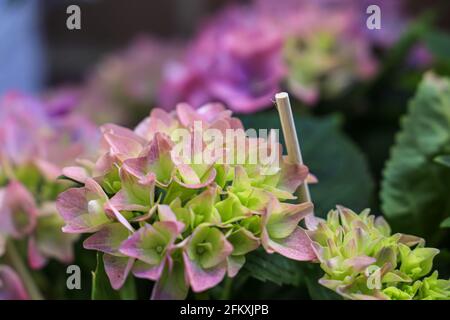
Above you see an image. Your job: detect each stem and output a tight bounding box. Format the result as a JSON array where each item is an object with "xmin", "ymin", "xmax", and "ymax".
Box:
[
  {"xmin": 220, "ymin": 277, "xmax": 233, "ymax": 300},
  {"xmin": 5, "ymin": 241, "xmax": 43, "ymax": 300},
  {"xmin": 162, "ymin": 183, "xmax": 174, "ymax": 204},
  {"xmin": 275, "ymin": 92, "xmax": 311, "ymax": 204}
]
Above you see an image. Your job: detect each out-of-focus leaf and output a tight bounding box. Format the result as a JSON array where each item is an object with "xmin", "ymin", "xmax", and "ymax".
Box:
[
  {"xmin": 240, "ymin": 112, "xmax": 374, "ymax": 217},
  {"xmin": 435, "ymin": 155, "xmax": 450, "ymax": 168},
  {"xmin": 441, "ymin": 217, "xmax": 450, "ymax": 228},
  {"xmin": 381, "ymin": 73, "xmax": 450, "ymax": 240},
  {"xmin": 91, "ymin": 253, "xmax": 136, "ymax": 300},
  {"xmin": 92, "ymin": 253, "xmax": 120, "ymax": 300},
  {"xmin": 242, "ymin": 249, "xmax": 302, "ymax": 286},
  {"xmin": 424, "ymin": 29, "xmax": 450, "ymax": 61},
  {"xmin": 301, "ymin": 264, "xmax": 341, "ymax": 300}
]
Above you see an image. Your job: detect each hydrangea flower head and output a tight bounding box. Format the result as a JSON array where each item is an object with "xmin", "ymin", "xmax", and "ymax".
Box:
[
  {"xmin": 0, "ymin": 92, "xmax": 96, "ymax": 276},
  {"xmin": 57, "ymin": 103, "xmax": 315, "ymax": 299},
  {"xmin": 307, "ymin": 206, "xmax": 450, "ymax": 300}
]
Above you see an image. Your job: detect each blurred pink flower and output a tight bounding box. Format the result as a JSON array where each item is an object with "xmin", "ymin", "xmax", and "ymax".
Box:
[
  {"xmin": 158, "ymin": 6, "xmax": 286, "ymax": 113},
  {"xmin": 0, "ymin": 92, "xmax": 98, "ymax": 178},
  {"xmin": 158, "ymin": 0, "xmax": 385, "ymax": 109},
  {"xmin": 78, "ymin": 36, "xmax": 182, "ymax": 125},
  {"xmin": 0, "ymin": 265, "xmax": 29, "ymax": 300}
]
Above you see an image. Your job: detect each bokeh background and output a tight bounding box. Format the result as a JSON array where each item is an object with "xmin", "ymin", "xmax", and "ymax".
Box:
[{"xmin": 1, "ymin": 0, "xmax": 447, "ymax": 92}]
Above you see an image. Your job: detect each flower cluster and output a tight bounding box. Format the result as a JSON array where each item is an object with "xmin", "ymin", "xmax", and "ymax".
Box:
[
  {"xmin": 57, "ymin": 103, "xmax": 316, "ymax": 299},
  {"xmin": 157, "ymin": 0, "xmax": 385, "ymax": 111},
  {"xmin": 0, "ymin": 92, "xmax": 96, "ymax": 298},
  {"xmin": 307, "ymin": 206, "xmax": 450, "ymax": 300}
]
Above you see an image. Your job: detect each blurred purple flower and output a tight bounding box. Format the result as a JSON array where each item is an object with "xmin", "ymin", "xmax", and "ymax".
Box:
[
  {"xmin": 158, "ymin": 6, "xmax": 286, "ymax": 113},
  {"xmin": 158, "ymin": 0, "xmax": 389, "ymax": 109},
  {"xmin": 0, "ymin": 265, "xmax": 29, "ymax": 300},
  {"xmin": 0, "ymin": 92, "xmax": 98, "ymax": 177},
  {"xmin": 77, "ymin": 36, "xmax": 182, "ymax": 125}
]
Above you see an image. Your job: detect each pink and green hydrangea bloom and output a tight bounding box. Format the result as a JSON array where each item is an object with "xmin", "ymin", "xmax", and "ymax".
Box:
[
  {"xmin": 307, "ymin": 206, "xmax": 450, "ymax": 300},
  {"xmin": 0, "ymin": 92, "xmax": 97, "ymax": 298},
  {"xmin": 57, "ymin": 103, "xmax": 315, "ymax": 299}
]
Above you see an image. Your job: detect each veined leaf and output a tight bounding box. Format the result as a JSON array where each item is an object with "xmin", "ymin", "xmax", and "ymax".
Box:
[
  {"xmin": 441, "ymin": 217, "xmax": 450, "ymax": 228},
  {"xmin": 381, "ymin": 73, "xmax": 450, "ymax": 240},
  {"xmin": 435, "ymin": 155, "xmax": 450, "ymax": 168},
  {"xmin": 242, "ymin": 249, "xmax": 303, "ymax": 286}
]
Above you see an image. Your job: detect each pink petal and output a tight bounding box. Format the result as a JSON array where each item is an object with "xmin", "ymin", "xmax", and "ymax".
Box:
[
  {"xmin": 278, "ymin": 161, "xmax": 309, "ymax": 193},
  {"xmin": 56, "ymin": 187, "xmax": 87, "ymax": 222},
  {"xmin": 158, "ymin": 205, "xmax": 185, "ymax": 233},
  {"xmin": 62, "ymin": 166, "xmax": 89, "ymax": 184},
  {"xmin": 101, "ymin": 124, "xmax": 145, "ymax": 160},
  {"xmin": 83, "ymin": 223, "xmax": 131, "ymax": 255},
  {"xmin": 0, "ymin": 265, "xmax": 29, "ymax": 300},
  {"xmin": 27, "ymin": 237, "xmax": 47, "ymax": 270},
  {"xmin": 33, "ymin": 159, "xmax": 61, "ymax": 181},
  {"xmin": 151, "ymin": 256, "xmax": 189, "ymax": 300},
  {"xmin": 132, "ymin": 259, "xmax": 165, "ymax": 281},
  {"xmin": 345, "ymin": 256, "xmax": 376, "ymax": 272},
  {"xmin": 182, "ymin": 251, "xmax": 227, "ymax": 292},
  {"xmin": 103, "ymin": 254, "xmax": 134, "ymax": 290},
  {"xmin": 265, "ymin": 199, "xmax": 314, "ymax": 239},
  {"xmin": 262, "ymin": 227, "xmax": 316, "ymax": 261},
  {"xmin": 109, "ymin": 190, "xmax": 149, "ymax": 212},
  {"xmin": 227, "ymin": 255, "xmax": 245, "ymax": 278},
  {"xmin": 174, "ymin": 166, "xmax": 216, "ymax": 189},
  {"xmin": 0, "ymin": 181, "xmax": 37, "ymax": 238},
  {"xmin": 105, "ymin": 204, "xmax": 135, "ymax": 233},
  {"xmin": 176, "ymin": 103, "xmax": 201, "ymax": 127},
  {"xmin": 304, "ymin": 214, "xmax": 323, "ymax": 231}
]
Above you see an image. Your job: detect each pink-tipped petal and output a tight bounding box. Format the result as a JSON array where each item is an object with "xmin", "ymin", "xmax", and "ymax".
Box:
[
  {"xmin": 0, "ymin": 265, "xmax": 29, "ymax": 300},
  {"xmin": 262, "ymin": 227, "xmax": 316, "ymax": 261},
  {"xmin": 103, "ymin": 254, "xmax": 134, "ymax": 290},
  {"xmin": 0, "ymin": 181, "xmax": 37, "ymax": 238},
  {"xmin": 182, "ymin": 251, "xmax": 227, "ymax": 293},
  {"xmin": 62, "ymin": 166, "xmax": 89, "ymax": 184},
  {"xmin": 227, "ymin": 255, "xmax": 245, "ymax": 278},
  {"xmin": 83, "ymin": 223, "xmax": 130, "ymax": 255},
  {"xmin": 27, "ymin": 237, "xmax": 47, "ymax": 270},
  {"xmin": 132, "ymin": 259, "xmax": 165, "ymax": 281}
]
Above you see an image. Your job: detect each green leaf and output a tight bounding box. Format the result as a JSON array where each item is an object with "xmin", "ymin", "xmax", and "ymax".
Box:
[
  {"xmin": 119, "ymin": 276, "xmax": 137, "ymax": 300},
  {"xmin": 434, "ymin": 155, "xmax": 450, "ymax": 168},
  {"xmin": 441, "ymin": 217, "xmax": 450, "ymax": 228},
  {"xmin": 242, "ymin": 249, "xmax": 302, "ymax": 286},
  {"xmin": 424, "ymin": 29, "xmax": 450, "ymax": 61},
  {"xmin": 301, "ymin": 264, "xmax": 342, "ymax": 300},
  {"xmin": 381, "ymin": 73, "xmax": 450, "ymax": 240},
  {"xmin": 91, "ymin": 253, "xmax": 136, "ymax": 300},
  {"xmin": 239, "ymin": 112, "xmax": 374, "ymax": 217}
]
